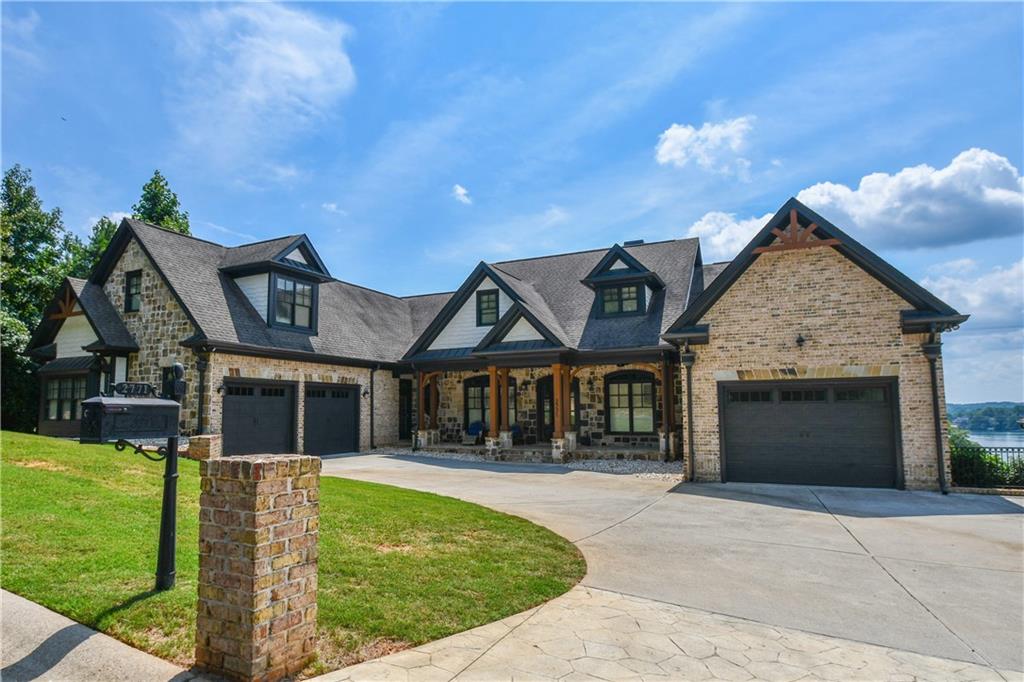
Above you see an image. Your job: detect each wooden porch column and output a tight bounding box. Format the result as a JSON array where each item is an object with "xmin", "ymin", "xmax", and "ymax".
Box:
[
  {"xmin": 499, "ymin": 368, "xmax": 510, "ymax": 432},
  {"xmin": 561, "ymin": 365, "xmax": 572, "ymax": 433},
  {"xmin": 429, "ymin": 374, "xmax": 439, "ymax": 430},
  {"xmin": 488, "ymin": 366, "xmax": 499, "ymax": 438},
  {"xmin": 416, "ymin": 371, "xmax": 425, "ymax": 431},
  {"xmin": 552, "ymin": 363, "xmax": 565, "ymax": 439},
  {"xmin": 661, "ymin": 357, "xmax": 675, "ymax": 436}
]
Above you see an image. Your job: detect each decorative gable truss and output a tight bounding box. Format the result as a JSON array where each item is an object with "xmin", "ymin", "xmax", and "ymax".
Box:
[{"xmin": 662, "ymin": 197, "xmax": 968, "ymax": 344}]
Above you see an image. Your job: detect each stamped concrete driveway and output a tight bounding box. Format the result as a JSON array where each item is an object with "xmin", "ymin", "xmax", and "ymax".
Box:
[{"xmin": 321, "ymin": 453, "xmax": 1024, "ymax": 673}]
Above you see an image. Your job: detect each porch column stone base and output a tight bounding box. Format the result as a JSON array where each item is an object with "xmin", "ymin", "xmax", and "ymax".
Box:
[
  {"xmin": 498, "ymin": 431, "xmax": 513, "ymax": 448},
  {"xmin": 417, "ymin": 430, "xmax": 440, "ymax": 447},
  {"xmin": 563, "ymin": 432, "xmax": 577, "ymax": 453},
  {"xmin": 551, "ymin": 438, "xmax": 567, "ymax": 463},
  {"xmin": 485, "ymin": 437, "xmax": 501, "ymax": 456}
]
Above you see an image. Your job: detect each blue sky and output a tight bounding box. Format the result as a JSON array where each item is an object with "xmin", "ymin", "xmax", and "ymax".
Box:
[{"xmin": 3, "ymin": 2, "xmax": 1022, "ymax": 403}]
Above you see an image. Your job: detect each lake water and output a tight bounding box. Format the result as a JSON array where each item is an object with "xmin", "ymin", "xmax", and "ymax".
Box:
[{"xmin": 966, "ymin": 431, "xmax": 1024, "ymax": 448}]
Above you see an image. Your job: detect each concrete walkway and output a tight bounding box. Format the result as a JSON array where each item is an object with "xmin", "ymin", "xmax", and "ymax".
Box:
[
  {"xmin": 320, "ymin": 585, "xmax": 1020, "ymax": 682},
  {"xmin": 0, "ymin": 590, "xmax": 200, "ymax": 682},
  {"xmin": 318, "ymin": 452, "xmax": 1024, "ymax": 680}
]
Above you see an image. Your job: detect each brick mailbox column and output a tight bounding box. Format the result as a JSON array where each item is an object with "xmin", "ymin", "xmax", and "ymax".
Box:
[{"xmin": 196, "ymin": 455, "xmax": 321, "ymax": 681}]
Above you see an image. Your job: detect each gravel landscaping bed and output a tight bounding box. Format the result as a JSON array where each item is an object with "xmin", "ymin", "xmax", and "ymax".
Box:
[{"xmin": 372, "ymin": 448, "xmax": 684, "ymax": 480}]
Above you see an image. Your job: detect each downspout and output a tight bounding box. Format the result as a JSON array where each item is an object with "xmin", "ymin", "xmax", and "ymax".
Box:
[
  {"xmin": 195, "ymin": 351, "xmax": 209, "ymax": 435},
  {"xmin": 680, "ymin": 344, "xmax": 696, "ymax": 482},
  {"xmin": 369, "ymin": 365, "xmax": 378, "ymax": 450},
  {"xmin": 922, "ymin": 328, "xmax": 948, "ymax": 494}
]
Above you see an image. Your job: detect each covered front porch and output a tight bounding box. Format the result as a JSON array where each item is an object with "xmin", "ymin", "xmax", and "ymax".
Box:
[{"xmin": 411, "ymin": 352, "xmax": 682, "ymax": 463}]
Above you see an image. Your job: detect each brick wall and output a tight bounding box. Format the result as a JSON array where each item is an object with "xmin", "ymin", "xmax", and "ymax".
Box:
[
  {"xmin": 684, "ymin": 246, "xmax": 949, "ymax": 490},
  {"xmin": 103, "ymin": 238, "xmax": 201, "ymax": 430},
  {"xmin": 196, "ymin": 455, "xmax": 320, "ymax": 681},
  {"xmin": 428, "ymin": 363, "xmax": 682, "ymax": 448},
  {"xmin": 202, "ymin": 353, "xmax": 402, "ymax": 453}
]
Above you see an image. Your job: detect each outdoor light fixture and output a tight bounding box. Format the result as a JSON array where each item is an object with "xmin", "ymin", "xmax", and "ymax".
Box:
[
  {"xmin": 362, "ymin": 387, "xmax": 370, "ymax": 398},
  {"xmin": 796, "ymin": 334, "xmax": 806, "ymax": 348}
]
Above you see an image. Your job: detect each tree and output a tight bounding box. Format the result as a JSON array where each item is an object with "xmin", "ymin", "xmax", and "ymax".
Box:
[
  {"xmin": 0, "ymin": 164, "xmax": 82, "ymax": 431},
  {"xmin": 68, "ymin": 216, "xmax": 119, "ymax": 278},
  {"xmin": 131, "ymin": 170, "xmax": 190, "ymax": 233}
]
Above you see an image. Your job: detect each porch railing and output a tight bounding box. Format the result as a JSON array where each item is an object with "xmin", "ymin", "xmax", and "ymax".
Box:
[{"xmin": 951, "ymin": 445, "xmax": 1024, "ymax": 488}]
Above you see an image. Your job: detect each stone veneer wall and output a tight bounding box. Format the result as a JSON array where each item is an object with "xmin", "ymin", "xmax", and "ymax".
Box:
[
  {"xmin": 430, "ymin": 364, "xmax": 682, "ymax": 449},
  {"xmin": 684, "ymin": 246, "xmax": 949, "ymax": 490},
  {"xmin": 202, "ymin": 353, "xmax": 401, "ymax": 453},
  {"xmin": 103, "ymin": 238, "xmax": 201, "ymax": 431}
]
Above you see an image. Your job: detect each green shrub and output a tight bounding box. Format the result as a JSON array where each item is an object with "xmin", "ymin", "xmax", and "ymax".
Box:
[{"xmin": 951, "ymin": 447, "xmax": 1009, "ymax": 487}]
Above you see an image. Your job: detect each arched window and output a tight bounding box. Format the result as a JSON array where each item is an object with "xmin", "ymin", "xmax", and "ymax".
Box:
[
  {"xmin": 463, "ymin": 375, "xmax": 517, "ymax": 431},
  {"xmin": 605, "ymin": 371, "xmax": 655, "ymax": 434}
]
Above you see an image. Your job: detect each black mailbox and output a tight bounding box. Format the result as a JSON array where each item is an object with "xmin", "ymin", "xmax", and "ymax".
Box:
[{"xmin": 80, "ymin": 396, "xmax": 180, "ymax": 444}]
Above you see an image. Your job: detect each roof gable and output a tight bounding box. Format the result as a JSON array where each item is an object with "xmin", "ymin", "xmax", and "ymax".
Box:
[
  {"xmin": 404, "ymin": 263, "xmax": 525, "ymax": 357},
  {"xmin": 271, "ymin": 235, "xmax": 330, "ymax": 276},
  {"xmin": 665, "ymin": 197, "xmax": 966, "ymax": 336},
  {"xmin": 581, "ymin": 244, "xmax": 666, "ymax": 290},
  {"xmin": 26, "ymin": 277, "xmax": 137, "ymax": 358},
  {"xmin": 473, "ymin": 302, "xmax": 563, "ymax": 353}
]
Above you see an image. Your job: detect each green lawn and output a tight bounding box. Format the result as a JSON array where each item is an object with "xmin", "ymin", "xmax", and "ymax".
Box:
[{"xmin": 0, "ymin": 431, "xmax": 585, "ymax": 673}]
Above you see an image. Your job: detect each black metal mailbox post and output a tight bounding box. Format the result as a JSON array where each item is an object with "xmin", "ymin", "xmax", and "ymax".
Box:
[{"xmin": 79, "ymin": 363, "xmax": 186, "ymax": 591}]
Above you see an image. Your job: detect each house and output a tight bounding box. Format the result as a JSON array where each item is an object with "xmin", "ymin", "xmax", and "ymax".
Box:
[{"xmin": 25, "ymin": 198, "xmax": 967, "ymax": 490}]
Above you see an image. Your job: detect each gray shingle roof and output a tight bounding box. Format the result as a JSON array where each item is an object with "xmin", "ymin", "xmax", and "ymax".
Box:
[
  {"xmin": 120, "ymin": 219, "xmax": 701, "ymax": 364},
  {"xmin": 68, "ymin": 278, "xmax": 137, "ymax": 350},
  {"xmin": 489, "ymin": 239, "xmax": 699, "ymax": 350},
  {"xmin": 219, "ymin": 235, "xmax": 301, "ymax": 268},
  {"xmin": 127, "ymin": 219, "xmax": 427, "ymax": 364}
]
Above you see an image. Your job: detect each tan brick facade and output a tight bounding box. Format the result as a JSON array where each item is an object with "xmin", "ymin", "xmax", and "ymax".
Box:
[
  {"xmin": 682, "ymin": 247, "xmax": 949, "ymax": 490},
  {"xmin": 202, "ymin": 353, "xmax": 402, "ymax": 452}
]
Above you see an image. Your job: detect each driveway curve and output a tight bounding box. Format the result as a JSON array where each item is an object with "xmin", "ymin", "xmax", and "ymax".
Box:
[{"xmin": 321, "ymin": 452, "xmax": 1023, "ymax": 675}]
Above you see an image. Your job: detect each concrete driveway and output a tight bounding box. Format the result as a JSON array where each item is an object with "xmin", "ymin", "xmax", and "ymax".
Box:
[{"xmin": 321, "ymin": 453, "xmax": 1024, "ymax": 672}]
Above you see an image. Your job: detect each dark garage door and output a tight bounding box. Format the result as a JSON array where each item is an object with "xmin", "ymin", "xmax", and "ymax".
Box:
[
  {"xmin": 722, "ymin": 381, "xmax": 899, "ymax": 488},
  {"xmin": 222, "ymin": 382, "xmax": 295, "ymax": 456},
  {"xmin": 303, "ymin": 384, "xmax": 358, "ymax": 456}
]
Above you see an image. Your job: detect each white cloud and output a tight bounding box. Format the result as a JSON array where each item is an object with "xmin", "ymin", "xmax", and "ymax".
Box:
[
  {"xmin": 685, "ymin": 211, "xmax": 772, "ymax": 262},
  {"xmin": 655, "ymin": 116, "xmax": 755, "ymax": 175},
  {"xmin": 684, "ymin": 149, "xmax": 1024, "ymax": 261},
  {"xmin": 2, "ymin": 9, "xmax": 43, "ymax": 68},
  {"xmin": 171, "ymin": 4, "xmax": 355, "ymax": 175},
  {"xmin": 452, "ymin": 184, "xmax": 472, "ymax": 205},
  {"xmin": 321, "ymin": 202, "xmax": 348, "ymax": 216},
  {"xmin": 921, "ymin": 259, "xmax": 1023, "ymax": 331},
  {"xmin": 927, "ymin": 258, "xmax": 977, "ymax": 276},
  {"xmin": 795, "ymin": 148, "xmax": 1023, "ymax": 249},
  {"xmin": 200, "ymin": 221, "xmax": 257, "ymax": 242}
]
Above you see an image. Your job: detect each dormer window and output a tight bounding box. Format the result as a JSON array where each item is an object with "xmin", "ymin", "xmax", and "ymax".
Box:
[
  {"xmin": 272, "ymin": 273, "xmax": 316, "ymax": 331},
  {"xmin": 476, "ymin": 289, "xmax": 498, "ymax": 326},
  {"xmin": 600, "ymin": 284, "xmax": 643, "ymax": 317}
]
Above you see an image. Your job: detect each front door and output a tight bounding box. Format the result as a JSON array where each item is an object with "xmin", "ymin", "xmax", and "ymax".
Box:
[
  {"xmin": 398, "ymin": 379, "xmax": 412, "ymax": 440},
  {"xmin": 536, "ymin": 376, "xmax": 579, "ymax": 441}
]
